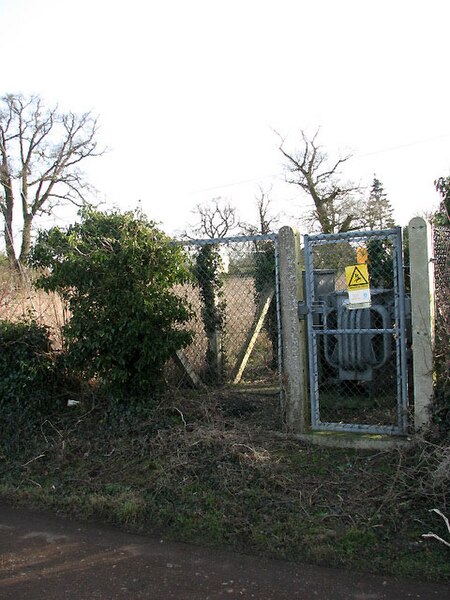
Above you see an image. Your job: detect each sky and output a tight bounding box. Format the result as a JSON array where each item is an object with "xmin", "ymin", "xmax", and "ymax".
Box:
[{"xmin": 1, "ymin": 0, "xmax": 449, "ymax": 238}]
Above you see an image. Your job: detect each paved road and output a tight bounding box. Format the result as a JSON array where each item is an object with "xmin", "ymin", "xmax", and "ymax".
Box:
[{"xmin": 0, "ymin": 504, "xmax": 448, "ymax": 599}]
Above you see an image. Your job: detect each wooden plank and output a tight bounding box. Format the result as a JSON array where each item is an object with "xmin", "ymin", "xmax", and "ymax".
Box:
[
  {"xmin": 174, "ymin": 349, "xmax": 204, "ymax": 388},
  {"xmin": 231, "ymin": 287, "xmax": 275, "ymax": 384}
]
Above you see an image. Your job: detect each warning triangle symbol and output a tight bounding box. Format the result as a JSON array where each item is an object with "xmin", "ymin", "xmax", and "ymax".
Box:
[{"xmin": 348, "ymin": 265, "xmax": 369, "ymax": 288}]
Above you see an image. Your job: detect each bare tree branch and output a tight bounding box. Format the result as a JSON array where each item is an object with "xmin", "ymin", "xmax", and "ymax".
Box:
[
  {"xmin": 0, "ymin": 93, "xmax": 105, "ymax": 267},
  {"xmin": 189, "ymin": 197, "xmax": 239, "ymax": 239},
  {"xmin": 278, "ymin": 129, "xmax": 362, "ymax": 234},
  {"xmin": 241, "ymin": 185, "xmax": 278, "ymax": 236}
]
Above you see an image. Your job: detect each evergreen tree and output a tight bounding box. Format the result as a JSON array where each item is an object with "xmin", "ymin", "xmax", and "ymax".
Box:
[
  {"xmin": 365, "ymin": 177, "xmax": 395, "ymax": 230},
  {"xmin": 435, "ymin": 175, "xmax": 450, "ymax": 225},
  {"xmin": 364, "ymin": 178, "xmax": 395, "ymax": 288}
]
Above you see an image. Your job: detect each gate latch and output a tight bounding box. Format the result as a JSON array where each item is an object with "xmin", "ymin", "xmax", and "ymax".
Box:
[{"xmin": 298, "ymin": 301, "xmax": 308, "ymax": 320}]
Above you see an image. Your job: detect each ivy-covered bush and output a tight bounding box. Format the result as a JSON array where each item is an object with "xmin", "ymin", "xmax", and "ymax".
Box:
[
  {"xmin": 0, "ymin": 319, "xmax": 55, "ymax": 419},
  {"xmin": 30, "ymin": 209, "xmax": 193, "ymax": 402},
  {"xmin": 193, "ymin": 244, "xmax": 226, "ymax": 383}
]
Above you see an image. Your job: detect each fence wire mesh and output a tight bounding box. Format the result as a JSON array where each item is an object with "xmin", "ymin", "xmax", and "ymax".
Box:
[
  {"xmin": 304, "ymin": 228, "xmax": 408, "ymax": 434},
  {"xmin": 166, "ymin": 235, "xmax": 280, "ymax": 389},
  {"xmin": 433, "ymin": 226, "xmax": 450, "ymax": 425}
]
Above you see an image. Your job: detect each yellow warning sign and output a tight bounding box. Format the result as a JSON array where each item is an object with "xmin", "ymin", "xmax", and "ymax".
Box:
[{"xmin": 345, "ymin": 264, "xmax": 370, "ymax": 290}]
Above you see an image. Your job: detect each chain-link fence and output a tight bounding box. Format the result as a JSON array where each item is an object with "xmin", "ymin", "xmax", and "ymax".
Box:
[
  {"xmin": 433, "ymin": 225, "xmax": 450, "ymax": 428},
  {"xmin": 166, "ymin": 235, "xmax": 281, "ymax": 389},
  {"xmin": 304, "ymin": 228, "xmax": 408, "ymax": 434}
]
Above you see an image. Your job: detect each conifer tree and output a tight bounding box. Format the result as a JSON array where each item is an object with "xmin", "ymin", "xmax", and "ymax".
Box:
[
  {"xmin": 365, "ymin": 177, "xmax": 395, "ymax": 230},
  {"xmin": 365, "ymin": 177, "xmax": 395, "ymax": 288},
  {"xmin": 435, "ymin": 175, "xmax": 450, "ymax": 225}
]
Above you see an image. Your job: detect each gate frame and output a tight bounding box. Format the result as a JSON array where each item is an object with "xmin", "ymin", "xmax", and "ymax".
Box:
[{"xmin": 303, "ymin": 227, "xmax": 409, "ymax": 436}]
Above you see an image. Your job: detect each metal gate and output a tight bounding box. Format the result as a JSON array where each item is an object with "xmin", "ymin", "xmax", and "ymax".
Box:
[{"xmin": 303, "ymin": 228, "xmax": 409, "ymax": 435}]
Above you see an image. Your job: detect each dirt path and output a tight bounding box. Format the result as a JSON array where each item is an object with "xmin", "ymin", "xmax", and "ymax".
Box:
[{"xmin": 0, "ymin": 504, "xmax": 447, "ymax": 599}]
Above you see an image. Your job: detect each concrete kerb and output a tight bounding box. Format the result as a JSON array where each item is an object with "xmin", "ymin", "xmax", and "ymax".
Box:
[{"xmin": 271, "ymin": 430, "xmax": 413, "ymax": 451}]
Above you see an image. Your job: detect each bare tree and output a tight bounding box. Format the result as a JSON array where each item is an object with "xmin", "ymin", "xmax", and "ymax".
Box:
[
  {"xmin": 190, "ymin": 197, "xmax": 238, "ymax": 239},
  {"xmin": 0, "ymin": 93, "xmax": 104, "ymax": 268},
  {"xmin": 278, "ymin": 129, "xmax": 361, "ymax": 234},
  {"xmin": 241, "ymin": 185, "xmax": 279, "ymax": 236}
]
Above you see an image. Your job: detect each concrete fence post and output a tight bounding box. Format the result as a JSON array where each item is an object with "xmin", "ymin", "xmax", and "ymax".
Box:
[
  {"xmin": 408, "ymin": 217, "xmax": 435, "ymax": 430},
  {"xmin": 278, "ymin": 226, "xmax": 308, "ymax": 433}
]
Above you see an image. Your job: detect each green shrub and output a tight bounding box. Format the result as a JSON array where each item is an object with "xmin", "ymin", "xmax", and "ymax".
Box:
[
  {"xmin": 30, "ymin": 209, "xmax": 193, "ymax": 402},
  {"xmin": 0, "ymin": 319, "xmax": 55, "ymax": 419}
]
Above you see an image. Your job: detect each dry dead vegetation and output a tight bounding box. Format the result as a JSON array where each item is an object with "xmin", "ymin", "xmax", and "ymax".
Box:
[
  {"xmin": 0, "ymin": 269, "xmax": 68, "ymax": 347},
  {"xmin": 1, "ymin": 389, "xmax": 449, "ymax": 582}
]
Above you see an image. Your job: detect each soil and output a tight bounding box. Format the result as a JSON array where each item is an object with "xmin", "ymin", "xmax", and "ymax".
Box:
[{"xmin": 0, "ymin": 504, "xmax": 448, "ymax": 600}]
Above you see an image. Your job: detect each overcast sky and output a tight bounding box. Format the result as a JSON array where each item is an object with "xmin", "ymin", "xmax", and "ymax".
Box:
[{"xmin": 1, "ymin": 0, "xmax": 449, "ymax": 236}]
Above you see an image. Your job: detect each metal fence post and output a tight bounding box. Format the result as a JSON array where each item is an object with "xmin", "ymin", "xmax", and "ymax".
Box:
[
  {"xmin": 409, "ymin": 217, "xmax": 435, "ymax": 430},
  {"xmin": 278, "ymin": 226, "xmax": 308, "ymax": 432}
]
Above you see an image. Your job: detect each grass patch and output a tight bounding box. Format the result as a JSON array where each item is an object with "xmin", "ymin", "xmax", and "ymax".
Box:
[{"xmin": 0, "ymin": 390, "xmax": 449, "ymax": 582}]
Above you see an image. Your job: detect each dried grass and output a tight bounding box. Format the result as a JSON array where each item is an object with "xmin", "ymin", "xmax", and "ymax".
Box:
[{"xmin": 0, "ymin": 267, "xmax": 68, "ymax": 348}]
